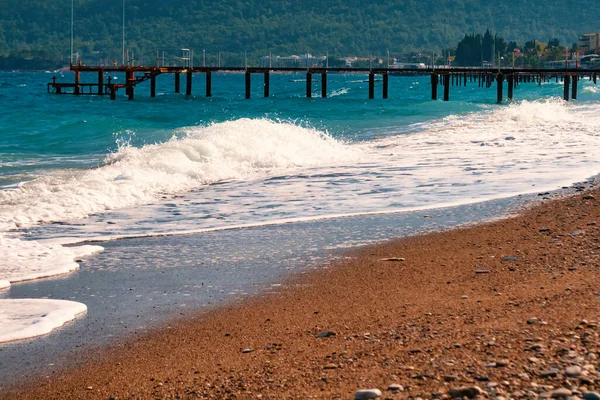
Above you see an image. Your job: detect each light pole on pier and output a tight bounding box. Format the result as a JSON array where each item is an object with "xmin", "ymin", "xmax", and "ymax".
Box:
[
  {"xmin": 70, "ymin": 0, "xmax": 74, "ymax": 66},
  {"xmin": 122, "ymin": 0, "xmax": 125, "ymax": 65}
]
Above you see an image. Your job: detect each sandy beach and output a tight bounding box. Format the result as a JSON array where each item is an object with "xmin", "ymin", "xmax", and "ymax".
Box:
[{"xmin": 3, "ymin": 184, "xmax": 600, "ymax": 399}]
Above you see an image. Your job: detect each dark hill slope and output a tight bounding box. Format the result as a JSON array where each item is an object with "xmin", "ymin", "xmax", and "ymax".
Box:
[{"xmin": 0, "ymin": 0, "xmax": 597, "ymax": 65}]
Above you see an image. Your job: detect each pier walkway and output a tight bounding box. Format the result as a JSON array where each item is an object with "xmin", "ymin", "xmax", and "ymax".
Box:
[{"xmin": 48, "ymin": 65, "xmax": 600, "ymax": 102}]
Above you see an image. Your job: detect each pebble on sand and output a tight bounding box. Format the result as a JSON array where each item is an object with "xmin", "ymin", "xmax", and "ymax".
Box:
[
  {"xmin": 354, "ymin": 388, "xmax": 382, "ymax": 399},
  {"xmin": 241, "ymin": 348, "xmax": 254, "ymax": 353},
  {"xmin": 565, "ymin": 365, "xmax": 582, "ymax": 377},
  {"xmin": 583, "ymin": 392, "xmax": 600, "ymax": 400},
  {"xmin": 449, "ymin": 386, "xmax": 483, "ymax": 399},
  {"xmin": 379, "ymin": 257, "xmax": 405, "ymax": 262},
  {"xmin": 316, "ymin": 331, "xmax": 336, "ymax": 338},
  {"xmin": 387, "ymin": 383, "xmax": 403, "ymax": 392},
  {"xmin": 551, "ymin": 388, "xmax": 572, "ymax": 398}
]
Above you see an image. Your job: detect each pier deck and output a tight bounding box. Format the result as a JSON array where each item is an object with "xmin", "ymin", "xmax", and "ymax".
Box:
[{"xmin": 48, "ymin": 65, "xmax": 600, "ymax": 102}]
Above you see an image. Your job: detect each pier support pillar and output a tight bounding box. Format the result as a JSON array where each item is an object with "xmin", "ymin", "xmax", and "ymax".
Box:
[
  {"xmin": 431, "ymin": 73, "xmax": 438, "ymax": 100},
  {"xmin": 127, "ymin": 79, "xmax": 134, "ymax": 101},
  {"xmin": 496, "ymin": 74, "xmax": 504, "ymax": 103},
  {"xmin": 110, "ymin": 85, "xmax": 117, "ymax": 100},
  {"xmin": 97, "ymin": 70, "xmax": 104, "ymax": 95},
  {"xmin": 368, "ymin": 72, "xmax": 375, "ymax": 99},
  {"xmin": 245, "ymin": 71, "xmax": 251, "ymax": 99},
  {"xmin": 563, "ymin": 74, "xmax": 570, "ymax": 101},
  {"xmin": 125, "ymin": 71, "xmax": 130, "ymax": 96},
  {"xmin": 306, "ymin": 72, "xmax": 312, "ymax": 98},
  {"xmin": 263, "ymin": 72, "xmax": 269, "ymax": 98},
  {"xmin": 74, "ymin": 70, "xmax": 80, "ymax": 95},
  {"xmin": 443, "ymin": 74, "xmax": 450, "ymax": 101},
  {"xmin": 507, "ymin": 74, "xmax": 514, "ymax": 100},
  {"xmin": 572, "ymin": 75, "xmax": 578, "ymax": 100},
  {"xmin": 186, "ymin": 71, "xmax": 192, "ymax": 96},
  {"xmin": 594, "ymin": 73, "xmax": 597, "ymax": 84},
  {"xmin": 464, "ymin": 73, "xmax": 467, "ymax": 87},
  {"xmin": 382, "ymin": 73, "xmax": 389, "ymax": 99},
  {"xmin": 206, "ymin": 72, "xmax": 212, "ymax": 97},
  {"xmin": 175, "ymin": 72, "xmax": 180, "ymax": 94},
  {"xmin": 321, "ymin": 73, "xmax": 327, "ymax": 98},
  {"xmin": 150, "ymin": 74, "xmax": 156, "ymax": 98}
]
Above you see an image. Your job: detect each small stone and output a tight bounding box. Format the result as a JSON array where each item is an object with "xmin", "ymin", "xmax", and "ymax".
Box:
[
  {"xmin": 583, "ymin": 392, "xmax": 600, "ymax": 400},
  {"xmin": 551, "ymin": 388, "xmax": 573, "ymax": 398},
  {"xmin": 540, "ymin": 370, "xmax": 559, "ymax": 378},
  {"xmin": 387, "ymin": 384, "xmax": 403, "ymax": 392},
  {"xmin": 539, "ymin": 228, "xmax": 552, "ymax": 233},
  {"xmin": 448, "ymin": 386, "xmax": 483, "ymax": 399},
  {"xmin": 461, "ymin": 295, "xmax": 469, "ymax": 300},
  {"xmin": 443, "ymin": 375, "xmax": 458, "ymax": 382},
  {"xmin": 323, "ymin": 363, "xmax": 337, "ymax": 370},
  {"xmin": 495, "ymin": 359, "xmax": 509, "ymax": 367},
  {"xmin": 241, "ymin": 348, "xmax": 254, "ymax": 353},
  {"xmin": 475, "ymin": 269, "xmax": 490, "ymax": 274},
  {"xmin": 527, "ymin": 318, "xmax": 539, "ymax": 324},
  {"xmin": 86, "ymin": 386, "xmax": 93, "ymax": 390},
  {"xmin": 502, "ymin": 256, "xmax": 519, "ymax": 262},
  {"xmin": 565, "ymin": 366, "xmax": 582, "ymax": 377},
  {"xmin": 580, "ymin": 376, "xmax": 593, "ymax": 386},
  {"xmin": 316, "ymin": 331, "xmax": 336, "ymax": 338},
  {"xmin": 380, "ymin": 257, "xmax": 405, "ymax": 262},
  {"xmin": 354, "ymin": 389, "xmax": 383, "ymax": 399},
  {"xmin": 582, "ymin": 195, "xmax": 595, "ymax": 200}
]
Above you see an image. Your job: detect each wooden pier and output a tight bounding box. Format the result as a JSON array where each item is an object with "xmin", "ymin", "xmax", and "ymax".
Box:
[{"xmin": 48, "ymin": 65, "xmax": 600, "ymax": 103}]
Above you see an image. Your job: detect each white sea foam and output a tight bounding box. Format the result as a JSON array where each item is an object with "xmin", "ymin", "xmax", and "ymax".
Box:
[
  {"xmin": 0, "ymin": 119, "xmax": 355, "ymax": 289},
  {"xmin": 330, "ymin": 88, "xmax": 350, "ymax": 97},
  {"xmin": 4, "ymin": 99, "xmax": 600, "ymax": 247},
  {"xmin": 0, "ymin": 118, "xmax": 356, "ymax": 233},
  {"xmin": 0, "ymin": 236, "xmax": 103, "ymax": 288},
  {"xmin": 0, "ymin": 299, "xmax": 87, "ymax": 343}
]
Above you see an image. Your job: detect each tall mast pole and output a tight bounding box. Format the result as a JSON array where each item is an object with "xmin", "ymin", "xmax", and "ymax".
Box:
[
  {"xmin": 70, "ymin": 0, "xmax": 74, "ymax": 66},
  {"xmin": 122, "ymin": 0, "xmax": 125, "ymax": 65}
]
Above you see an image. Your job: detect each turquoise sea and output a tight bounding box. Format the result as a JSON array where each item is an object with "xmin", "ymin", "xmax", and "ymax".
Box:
[{"xmin": 1, "ymin": 70, "xmax": 600, "ymax": 379}]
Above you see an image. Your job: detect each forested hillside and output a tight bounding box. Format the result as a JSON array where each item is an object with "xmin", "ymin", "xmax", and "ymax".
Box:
[{"xmin": 0, "ymin": 0, "xmax": 597, "ymax": 69}]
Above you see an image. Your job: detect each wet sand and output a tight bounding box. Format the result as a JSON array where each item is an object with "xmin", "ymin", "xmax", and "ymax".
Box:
[{"xmin": 3, "ymin": 185, "xmax": 600, "ymax": 399}]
